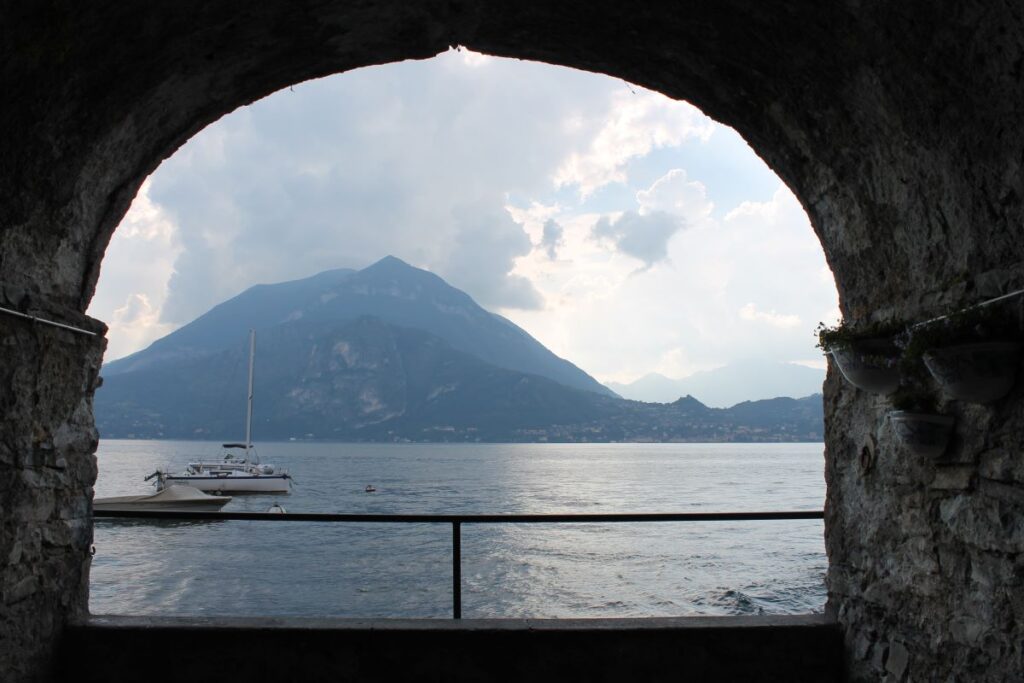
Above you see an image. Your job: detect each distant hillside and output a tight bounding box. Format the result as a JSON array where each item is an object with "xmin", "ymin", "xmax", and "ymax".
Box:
[
  {"xmin": 104, "ymin": 256, "xmax": 613, "ymax": 398},
  {"xmin": 95, "ymin": 258, "xmax": 824, "ymax": 443},
  {"xmin": 96, "ymin": 318, "xmax": 823, "ymax": 442},
  {"xmin": 606, "ymin": 360, "xmax": 825, "ymax": 407},
  {"xmin": 97, "ymin": 316, "xmax": 623, "ymax": 440}
]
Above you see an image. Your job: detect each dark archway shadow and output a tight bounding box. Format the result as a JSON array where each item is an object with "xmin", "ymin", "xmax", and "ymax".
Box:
[{"xmin": 4, "ymin": 3, "xmax": 1024, "ymax": 681}]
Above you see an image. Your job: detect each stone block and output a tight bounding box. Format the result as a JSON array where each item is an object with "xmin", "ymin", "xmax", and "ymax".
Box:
[
  {"xmin": 978, "ymin": 448, "xmax": 1024, "ymax": 484},
  {"xmin": 978, "ymin": 477, "xmax": 1024, "ymax": 506},
  {"xmin": 853, "ymin": 631, "xmax": 873, "ymax": 660},
  {"xmin": 930, "ymin": 466, "xmax": 974, "ymax": 491},
  {"xmin": 886, "ymin": 640, "xmax": 909, "ymax": 679},
  {"xmin": 949, "ymin": 617, "xmax": 986, "ymax": 646},
  {"xmin": 871, "ymin": 641, "xmax": 888, "ymax": 672},
  {"xmin": 3, "ymin": 575, "xmax": 38, "ymax": 605},
  {"xmin": 41, "ymin": 522, "xmax": 72, "ymax": 548}
]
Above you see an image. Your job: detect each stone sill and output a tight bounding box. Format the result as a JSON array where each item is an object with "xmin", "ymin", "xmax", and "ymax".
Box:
[
  {"xmin": 61, "ymin": 613, "xmax": 842, "ymax": 682},
  {"xmin": 79, "ymin": 612, "xmax": 835, "ymax": 632}
]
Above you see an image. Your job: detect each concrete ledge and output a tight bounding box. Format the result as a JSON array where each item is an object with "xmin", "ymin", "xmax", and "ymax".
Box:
[
  {"xmin": 60, "ymin": 614, "xmax": 842, "ymax": 682},
  {"xmin": 82, "ymin": 612, "xmax": 834, "ymax": 631}
]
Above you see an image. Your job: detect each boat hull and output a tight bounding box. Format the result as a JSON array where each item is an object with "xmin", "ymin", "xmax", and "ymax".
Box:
[
  {"xmin": 94, "ymin": 485, "xmax": 232, "ymax": 512},
  {"xmin": 161, "ymin": 474, "xmax": 291, "ymax": 493}
]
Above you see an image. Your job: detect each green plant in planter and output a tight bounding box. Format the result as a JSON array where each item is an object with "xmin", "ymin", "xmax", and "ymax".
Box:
[
  {"xmin": 814, "ymin": 319, "xmax": 905, "ymax": 353},
  {"xmin": 889, "ymin": 385, "xmax": 938, "ymax": 414},
  {"xmin": 898, "ymin": 303, "xmax": 1019, "ymax": 363},
  {"xmin": 816, "ymin": 318, "xmax": 906, "ymax": 394}
]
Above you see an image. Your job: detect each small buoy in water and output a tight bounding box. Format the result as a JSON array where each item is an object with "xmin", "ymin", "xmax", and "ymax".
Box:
[
  {"xmin": 364, "ymin": 485, "xmax": 376, "ymax": 493},
  {"xmin": 266, "ymin": 502, "xmax": 287, "ymax": 513}
]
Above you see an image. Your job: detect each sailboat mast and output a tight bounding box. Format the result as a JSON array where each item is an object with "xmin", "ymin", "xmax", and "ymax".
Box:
[{"xmin": 245, "ymin": 329, "xmax": 255, "ymax": 462}]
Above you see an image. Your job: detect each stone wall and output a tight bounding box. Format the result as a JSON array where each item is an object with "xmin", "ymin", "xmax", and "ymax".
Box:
[
  {"xmin": 825, "ymin": 295, "xmax": 1024, "ymax": 680},
  {"xmin": 1, "ymin": 2, "xmax": 1023, "ymax": 680},
  {"xmin": 0, "ymin": 304, "xmax": 105, "ymax": 680}
]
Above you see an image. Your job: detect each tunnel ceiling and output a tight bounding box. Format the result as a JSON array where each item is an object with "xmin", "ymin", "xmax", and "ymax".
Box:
[
  {"xmin": 1, "ymin": 0, "xmax": 1022, "ymax": 323},
  {"xmin": 3, "ymin": 4, "xmax": 1024, "ymax": 682}
]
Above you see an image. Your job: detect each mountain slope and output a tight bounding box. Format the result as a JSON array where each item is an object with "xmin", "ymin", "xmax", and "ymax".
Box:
[
  {"xmin": 96, "ymin": 259, "xmax": 824, "ymax": 442},
  {"xmin": 95, "ymin": 314, "xmax": 823, "ymax": 442},
  {"xmin": 96, "ymin": 316, "xmax": 622, "ymax": 440},
  {"xmin": 105, "ymin": 256, "xmax": 614, "ymax": 397}
]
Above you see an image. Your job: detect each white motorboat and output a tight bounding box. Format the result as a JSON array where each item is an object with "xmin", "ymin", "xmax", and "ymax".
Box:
[
  {"xmin": 154, "ymin": 330, "xmax": 291, "ymax": 494},
  {"xmin": 94, "ymin": 485, "xmax": 232, "ymax": 512}
]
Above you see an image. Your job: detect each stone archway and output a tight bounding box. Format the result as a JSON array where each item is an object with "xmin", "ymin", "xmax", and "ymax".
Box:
[{"xmin": 2, "ymin": 2, "xmax": 1022, "ymax": 680}]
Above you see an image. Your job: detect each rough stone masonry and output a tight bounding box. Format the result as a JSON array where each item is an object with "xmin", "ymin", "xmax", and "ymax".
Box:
[{"xmin": 1, "ymin": 1, "xmax": 1022, "ymax": 680}]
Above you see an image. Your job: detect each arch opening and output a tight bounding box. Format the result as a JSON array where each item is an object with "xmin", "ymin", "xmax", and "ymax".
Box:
[
  {"xmin": 86, "ymin": 50, "xmax": 836, "ymax": 621},
  {"xmin": 3, "ymin": 4, "xmax": 1024, "ymax": 681}
]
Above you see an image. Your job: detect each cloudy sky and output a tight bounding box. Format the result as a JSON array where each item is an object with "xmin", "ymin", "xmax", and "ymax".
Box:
[{"xmin": 88, "ymin": 49, "xmax": 839, "ymax": 384}]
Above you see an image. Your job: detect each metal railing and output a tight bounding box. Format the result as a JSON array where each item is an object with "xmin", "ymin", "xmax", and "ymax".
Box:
[{"xmin": 92, "ymin": 509, "xmax": 825, "ymax": 619}]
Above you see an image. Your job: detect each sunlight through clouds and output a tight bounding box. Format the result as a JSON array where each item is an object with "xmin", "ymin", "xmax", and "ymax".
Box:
[
  {"xmin": 90, "ymin": 48, "xmax": 838, "ymax": 385},
  {"xmin": 738, "ymin": 303, "xmax": 802, "ymax": 329},
  {"xmin": 88, "ymin": 179, "xmax": 181, "ymax": 359},
  {"xmin": 636, "ymin": 169, "xmax": 714, "ymax": 222},
  {"xmin": 553, "ymin": 89, "xmax": 715, "ymax": 198}
]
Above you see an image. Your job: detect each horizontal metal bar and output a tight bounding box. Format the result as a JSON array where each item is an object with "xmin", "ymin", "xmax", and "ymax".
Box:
[
  {"xmin": 907, "ymin": 286, "xmax": 1024, "ymax": 330},
  {"xmin": 0, "ymin": 304, "xmax": 98, "ymax": 336},
  {"xmin": 93, "ymin": 510, "xmax": 824, "ymax": 522}
]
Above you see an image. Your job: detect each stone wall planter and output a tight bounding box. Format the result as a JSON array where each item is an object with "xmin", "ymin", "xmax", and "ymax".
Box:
[
  {"xmin": 830, "ymin": 340, "xmax": 901, "ymax": 395},
  {"xmin": 889, "ymin": 411, "xmax": 955, "ymax": 458},
  {"xmin": 922, "ymin": 342, "xmax": 1022, "ymax": 403}
]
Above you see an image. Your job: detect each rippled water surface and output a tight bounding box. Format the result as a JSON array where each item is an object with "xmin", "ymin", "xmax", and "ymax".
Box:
[{"xmin": 91, "ymin": 441, "xmax": 826, "ymax": 618}]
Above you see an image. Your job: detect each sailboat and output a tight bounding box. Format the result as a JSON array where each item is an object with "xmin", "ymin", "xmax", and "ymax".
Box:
[{"xmin": 154, "ymin": 330, "xmax": 292, "ymax": 494}]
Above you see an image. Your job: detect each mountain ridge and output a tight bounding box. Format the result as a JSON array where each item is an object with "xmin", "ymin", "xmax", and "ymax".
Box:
[
  {"xmin": 105, "ymin": 256, "xmax": 614, "ymax": 398},
  {"xmin": 95, "ymin": 258, "xmax": 824, "ymax": 442},
  {"xmin": 95, "ymin": 314, "xmax": 824, "ymax": 442}
]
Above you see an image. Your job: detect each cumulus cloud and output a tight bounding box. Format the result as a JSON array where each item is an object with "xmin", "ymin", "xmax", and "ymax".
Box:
[
  {"xmin": 87, "ymin": 179, "xmax": 180, "ymax": 359},
  {"xmin": 587, "ymin": 168, "xmax": 712, "ymax": 269},
  {"xmin": 592, "ymin": 210, "xmax": 682, "ymax": 269},
  {"xmin": 441, "ymin": 202, "xmax": 543, "ymax": 310},
  {"xmin": 133, "ymin": 50, "xmax": 623, "ymax": 327},
  {"xmin": 506, "ymin": 181, "xmax": 838, "ymax": 385},
  {"xmin": 540, "ymin": 219, "xmax": 564, "ymax": 260},
  {"xmin": 91, "ymin": 50, "xmax": 839, "ymax": 384},
  {"xmin": 112, "ymin": 293, "xmax": 154, "ymax": 325},
  {"xmin": 738, "ymin": 303, "xmax": 802, "ymax": 329},
  {"xmin": 106, "ymin": 292, "xmax": 178, "ymax": 357},
  {"xmin": 554, "ymin": 90, "xmax": 715, "ymax": 197},
  {"xmin": 636, "ymin": 168, "xmax": 713, "ymax": 222}
]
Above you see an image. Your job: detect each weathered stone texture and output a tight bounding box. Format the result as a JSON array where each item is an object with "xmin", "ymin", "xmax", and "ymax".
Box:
[
  {"xmin": 0, "ymin": 311, "xmax": 105, "ymax": 681},
  {"xmin": 1, "ymin": 1, "xmax": 1023, "ymax": 681},
  {"xmin": 826, "ymin": 329, "xmax": 1024, "ymax": 681}
]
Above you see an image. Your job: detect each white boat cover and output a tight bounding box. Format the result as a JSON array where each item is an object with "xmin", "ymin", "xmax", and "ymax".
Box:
[{"xmin": 94, "ymin": 485, "xmax": 232, "ymax": 511}]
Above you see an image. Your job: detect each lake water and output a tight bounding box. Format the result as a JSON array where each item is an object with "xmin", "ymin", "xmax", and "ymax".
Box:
[{"xmin": 90, "ymin": 440, "xmax": 827, "ymax": 618}]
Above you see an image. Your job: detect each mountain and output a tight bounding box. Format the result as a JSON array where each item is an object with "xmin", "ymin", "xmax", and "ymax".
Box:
[
  {"xmin": 104, "ymin": 256, "xmax": 613, "ymax": 398},
  {"xmin": 95, "ymin": 258, "xmax": 824, "ymax": 442},
  {"xmin": 96, "ymin": 316, "xmax": 823, "ymax": 440},
  {"xmin": 605, "ymin": 360, "xmax": 825, "ymax": 407},
  {"xmin": 97, "ymin": 316, "xmax": 627, "ymax": 441}
]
